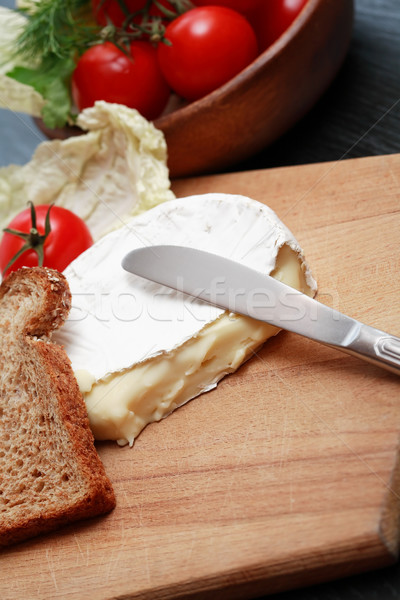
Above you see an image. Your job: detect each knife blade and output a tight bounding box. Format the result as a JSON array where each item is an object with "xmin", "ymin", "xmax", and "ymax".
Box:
[{"xmin": 122, "ymin": 245, "xmax": 400, "ymax": 376}]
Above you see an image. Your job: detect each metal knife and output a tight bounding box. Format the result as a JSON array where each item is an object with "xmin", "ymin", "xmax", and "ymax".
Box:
[{"xmin": 122, "ymin": 245, "xmax": 400, "ymax": 376}]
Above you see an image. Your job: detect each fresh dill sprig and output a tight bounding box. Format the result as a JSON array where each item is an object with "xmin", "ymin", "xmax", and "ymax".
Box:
[
  {"xmin": 14, "ymin": 0, "xmax": 100, "ymax": 61},
  {"xmin": 6, "ymin": 0, "xmax": 101, "ymax": 128}
]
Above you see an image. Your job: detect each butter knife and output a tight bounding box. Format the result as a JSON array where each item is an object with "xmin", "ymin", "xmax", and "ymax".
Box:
[{"xmin": 122, "ymin": 245, "xmax": 400, "ymax": 376}]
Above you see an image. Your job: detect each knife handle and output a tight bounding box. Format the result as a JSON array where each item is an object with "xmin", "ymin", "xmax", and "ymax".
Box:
[{"xmin": 338, "ymin": 325, "xmax": 400, "ymax": 376}]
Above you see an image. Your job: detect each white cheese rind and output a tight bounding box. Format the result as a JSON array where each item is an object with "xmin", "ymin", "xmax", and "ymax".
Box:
[{"xmin": 55, "ymin": 193, "xmax": 316, "ymax": 445}]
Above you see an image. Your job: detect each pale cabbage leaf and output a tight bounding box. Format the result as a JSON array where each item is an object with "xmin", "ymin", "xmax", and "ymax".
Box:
[{"xmin": 0, "ymin": 101, "xmax": 175, "ymax": 241}]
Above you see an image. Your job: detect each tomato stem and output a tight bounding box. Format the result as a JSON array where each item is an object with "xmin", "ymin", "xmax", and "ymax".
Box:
[
  {"xmin": 1, "ymin": 202, "xmax": 54, "ymax": 276},
  {"xmin": 98, "ymin": 1, "xmax": 192, "ymax": 46},
  {"xmin": 115, "ymin": 0, "xmax": 131, "ymax": 16}
]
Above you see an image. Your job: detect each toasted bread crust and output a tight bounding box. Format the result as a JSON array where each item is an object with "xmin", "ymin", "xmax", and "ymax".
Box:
[{"xmin": 0, "ymin": 267, "xmax": 115, "ymax": 546}]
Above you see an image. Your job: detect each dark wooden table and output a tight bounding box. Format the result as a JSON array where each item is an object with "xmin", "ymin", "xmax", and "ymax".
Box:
[{"xmin": 1, "ymin": 0, "xmax": 399, "ymax": 598}]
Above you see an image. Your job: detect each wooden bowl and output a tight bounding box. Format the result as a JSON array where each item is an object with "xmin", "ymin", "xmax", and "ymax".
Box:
[{"xmin": 36, "ymin": 0, "xmax": 353, "ymax": 178}]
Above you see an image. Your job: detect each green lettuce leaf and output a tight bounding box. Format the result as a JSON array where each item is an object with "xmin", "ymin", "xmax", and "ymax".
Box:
[{"xmin": 7, "ymin": 54, "xmax": 75, "ymax": 128}]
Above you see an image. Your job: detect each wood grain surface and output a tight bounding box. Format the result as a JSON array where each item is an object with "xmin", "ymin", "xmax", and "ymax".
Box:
[{"xmin": 2, "ymin": 153, "xmax": 399, "ymax": 600}]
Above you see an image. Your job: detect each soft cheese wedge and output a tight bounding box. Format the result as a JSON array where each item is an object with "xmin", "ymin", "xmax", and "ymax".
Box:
[{"xmin": 55, "ymin": 194, "xmax": 317, "ymax": 446}]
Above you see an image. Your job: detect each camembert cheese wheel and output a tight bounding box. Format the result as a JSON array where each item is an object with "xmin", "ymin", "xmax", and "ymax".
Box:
[{"xmin": 55, "ymin": 193, "xmax": 317, "ymax": 446}]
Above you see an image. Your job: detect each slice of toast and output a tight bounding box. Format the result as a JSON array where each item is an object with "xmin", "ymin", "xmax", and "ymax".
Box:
[{"xmin": 0, "ymin": 267, "xmax": 115, "ymax": 546}]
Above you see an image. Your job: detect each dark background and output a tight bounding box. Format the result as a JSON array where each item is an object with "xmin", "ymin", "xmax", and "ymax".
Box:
[
  {"xmin": 0, "ymin": 0, "xmax": 399, "ymax": 598},
  {"xmin": 235, "ymin": 0, "xmax": 400, "ymax": 173}
]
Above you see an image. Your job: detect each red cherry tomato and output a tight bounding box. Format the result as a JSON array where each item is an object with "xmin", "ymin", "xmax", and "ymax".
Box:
[
  {"xmin": 247, "ymin": 0, "xmax": 309, "ymax": 52},
  {"xmin": 157, "ymin": 6, "xmax": 258, "ymax": 101},
  {"xmin": 191, "ymin": 0, "xmax": 263, "ymax": 16},
  {"xmin": 71, "ymin": 41, "xmax": 170, "ymax": 120},
  {"xmin": 0, "ymin": 205, "xmax": 93, "ymax": 277},
  {"xmin": 91, "ymin": 0, "xmax": 175, "ymax": 28}
]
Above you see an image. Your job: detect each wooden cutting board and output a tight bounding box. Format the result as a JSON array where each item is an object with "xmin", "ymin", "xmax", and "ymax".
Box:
[{"xmin": 2, "ymin": 154, "xmax": 400, "ymax": 600}]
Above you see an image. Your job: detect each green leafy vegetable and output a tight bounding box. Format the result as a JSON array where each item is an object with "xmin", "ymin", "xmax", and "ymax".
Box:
[
  {"xmin": 5, "ymin": 0, "xmax": 100, "ymax": 128},
  {"xmin": 13, "ymin": 0, "xmax": 98, "ymax": 61},
  {"xmin": 1, "ymin": 0, "xmax": 191, "ymax": 128},
  {"xmin": 7, "ymin": 55, "xmax": 76, "ymax": 128}
]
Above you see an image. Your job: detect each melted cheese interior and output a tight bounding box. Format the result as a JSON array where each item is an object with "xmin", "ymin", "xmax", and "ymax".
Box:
[{"xmin": 76, "ymin": 245, "xmax": 311, "ymax": 446}]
